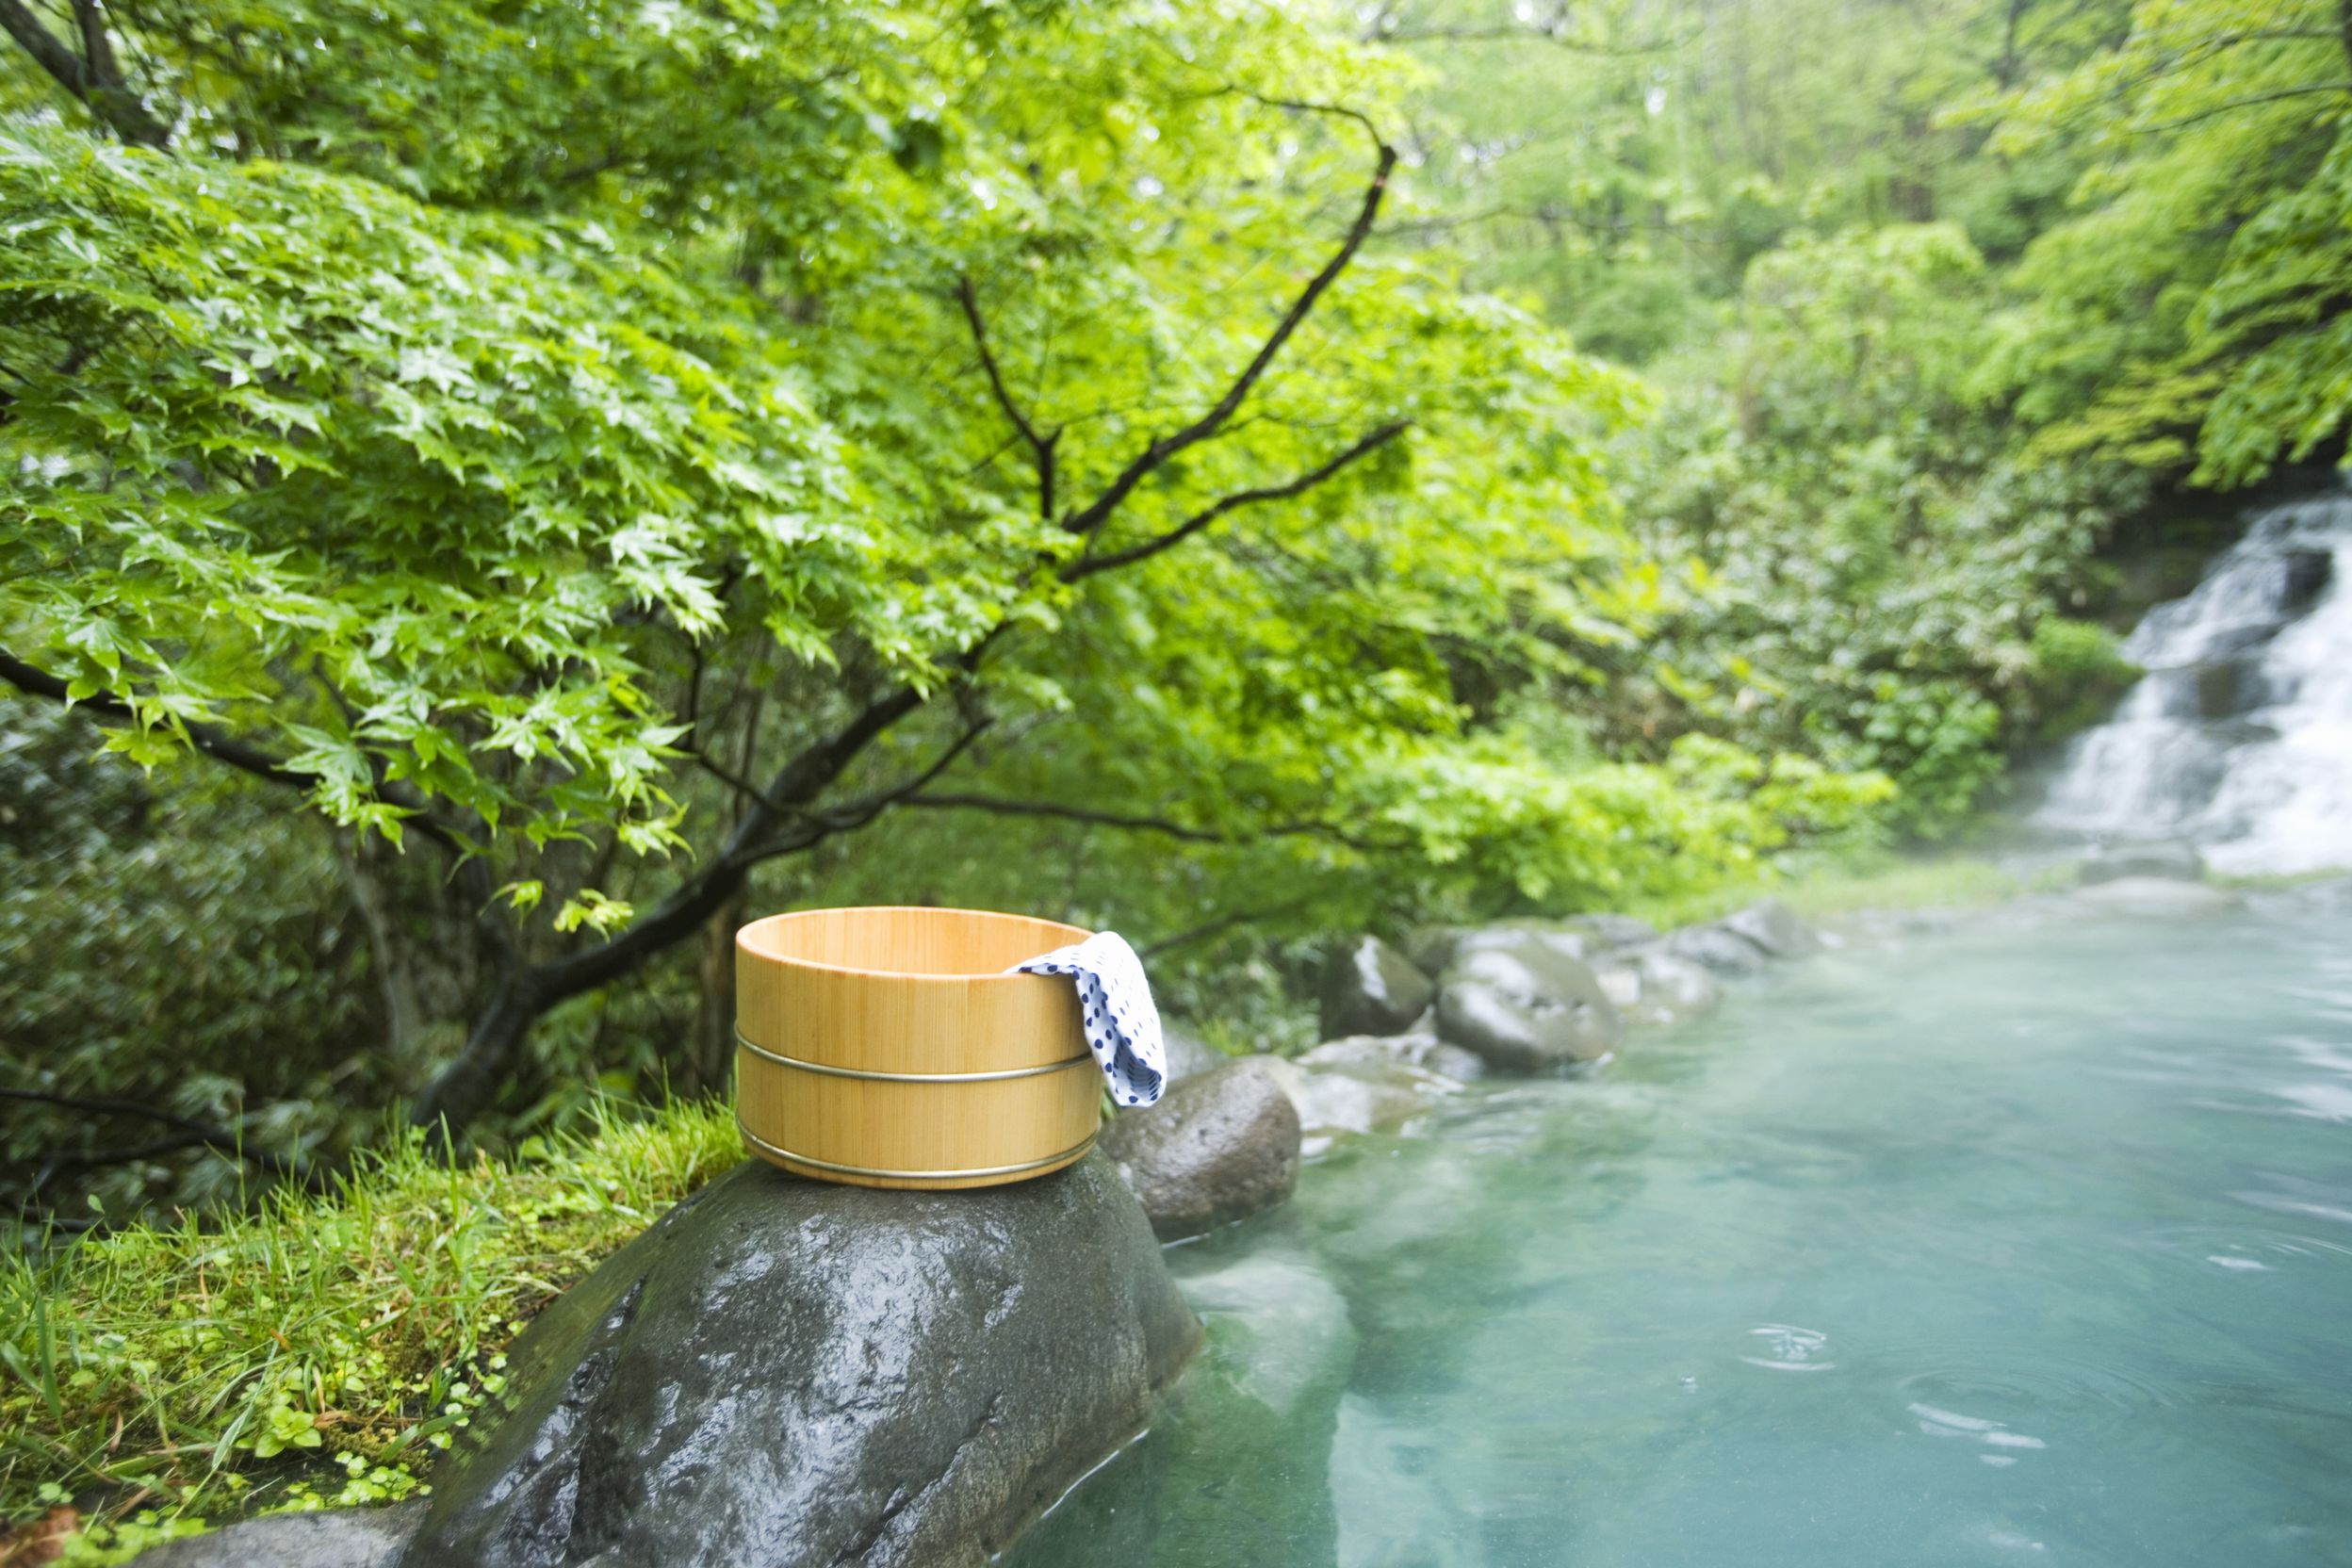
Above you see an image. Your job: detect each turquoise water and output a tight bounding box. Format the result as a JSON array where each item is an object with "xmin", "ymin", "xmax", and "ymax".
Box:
[{"xmin": 1008, "ymin": 903, "xmax": 2352, "ymax": 1567}]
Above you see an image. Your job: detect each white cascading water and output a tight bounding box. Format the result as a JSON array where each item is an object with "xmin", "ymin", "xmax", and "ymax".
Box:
[{"xmin": 2036, "ymin": 486, "xmax": 2352, "ymax": 874}]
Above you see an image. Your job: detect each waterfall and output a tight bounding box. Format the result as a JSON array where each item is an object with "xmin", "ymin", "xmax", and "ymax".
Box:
[{"xmin": 2035, "ymin": 487, "xmax": 2352, "ymax": 874}]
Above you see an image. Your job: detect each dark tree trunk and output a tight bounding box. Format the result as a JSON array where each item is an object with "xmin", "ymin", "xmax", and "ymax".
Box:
[{"xmin": 687, "ymin": 890, "xmax": 747, "ymax": 1098}]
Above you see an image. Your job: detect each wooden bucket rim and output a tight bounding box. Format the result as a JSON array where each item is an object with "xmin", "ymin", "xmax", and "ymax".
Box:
[{"xmin": 736, "ymin": 905, "xmax": 1094, "ymax": 985}]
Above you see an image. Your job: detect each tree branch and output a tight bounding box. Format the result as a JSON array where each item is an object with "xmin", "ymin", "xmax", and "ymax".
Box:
[
  {"xmin": 1064, "ymin": 419, "xmax": 1410, "ymax": 581},
  {"xmin": 1138, "ymin": 898, "xmax": 1314, "ymax": 960},
  {"xmin": 0, "ymin": 0, "xmax": 169, "ymax": 146},
  {"xmin": 5, "ymin": 647, "xmax": 471, "ymax": 858},
  {"xmin": 900, "ymin": 792, "xmax": 1228, "ymax": 842},
  {"xmin": 4, "ymin": 1086, "xmax": 298, "ymax": 1182},
  {"xmin": 956, "ymin": 276, "xmax": 1060, "ymax": 520},
  {"xmin": 411, "ymin": 101, "xmax": 1406, "ymax": 1138},
  {"xmin": 1, "ymin": 648, "xmax": 313, "ymax": 789},
  {"xmin": 2132, "ymin": 80, "xmax": 2352, "ymax": 131},
  {"xmin": 1060, "ymin": 122, "xmax": 1397, "ymax": 544}
]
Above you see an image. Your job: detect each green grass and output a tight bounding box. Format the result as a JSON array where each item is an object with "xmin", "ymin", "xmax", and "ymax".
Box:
[
  {"xmin": 1, "ymin": 1098, "xmax": 743, "ymax": 1556},
  {"xmin": 1619, "ymin": 847, "xmax": 2053, "ymax": 931}
]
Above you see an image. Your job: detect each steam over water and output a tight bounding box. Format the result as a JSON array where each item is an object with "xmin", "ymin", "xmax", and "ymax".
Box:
[{"xmin": 2037, "ymin": 488, "xmax": 2352, "ymax": 873}]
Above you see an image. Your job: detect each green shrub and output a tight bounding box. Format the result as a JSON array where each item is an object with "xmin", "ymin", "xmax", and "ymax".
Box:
[{"xmin": 2018, "ymin": 616, "xmax": 2140, "ymax": 745}]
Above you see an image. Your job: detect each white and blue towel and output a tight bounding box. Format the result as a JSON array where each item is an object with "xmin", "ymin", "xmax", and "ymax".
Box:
[{"xmin": 1010, "ymin": 932, "xmax": 1165, "ymax": 1107}]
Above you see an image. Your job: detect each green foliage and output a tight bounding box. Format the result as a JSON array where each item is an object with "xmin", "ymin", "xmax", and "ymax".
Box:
[
  {"xmin": 1613, "ymin": 225, "xmax": 2147, "ymax": 836},
  {"xmin": 1, "ymin": 1100, "xmax": 742, "ymax": 1540},
  {"xmin": 1, "ymin": 709, "xmax": 385, "ymax": 1211},
  {"xmin": 2019, "ymin": 616, "xmax": 2141, "ymax": 743},
  {"xmin": 1982, "ymin": 0, "xmax": 2352, "ymax": 487}
]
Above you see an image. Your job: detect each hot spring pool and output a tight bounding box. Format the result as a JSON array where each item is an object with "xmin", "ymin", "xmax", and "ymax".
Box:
[{"xmin": 1007, "ymin": 894, "xmax": 2352, "ymax": 1567}]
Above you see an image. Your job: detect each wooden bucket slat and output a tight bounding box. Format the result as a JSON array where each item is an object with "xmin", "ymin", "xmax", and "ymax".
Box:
[{"xmin": 734, "ymin": 906, "xmax": 1100, "ymax": 1190}]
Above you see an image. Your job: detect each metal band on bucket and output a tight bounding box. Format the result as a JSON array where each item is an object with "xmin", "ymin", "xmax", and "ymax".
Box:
[
  {"xmin": 734, "ymin": 1026, "xmax": 1093, "ymax": 1084},
  {"xmin": 734, "ymin": 1116, "xmax": 1098, "ymax": 1183}
]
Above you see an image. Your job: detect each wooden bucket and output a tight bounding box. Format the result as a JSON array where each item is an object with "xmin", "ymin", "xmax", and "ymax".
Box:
[{"xmin": 733, "ymin": 906, "xmax": 1099, "ymax": 1190}]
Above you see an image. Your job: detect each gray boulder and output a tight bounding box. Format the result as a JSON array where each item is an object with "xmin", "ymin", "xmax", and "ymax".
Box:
[
  {"xmin": 1399, "ymin": 924, "xmax": 1466, "ymax": 976},
  {"xmin": 1560, "ymin": 913, "xmax": 1661, "ymax": 952},
  {"xmin": 1718, "ymin": 898, "xmax": 1821, "ymax": 958},
  {"xmin": 1300, "ymin": 1032, "xmax": 1487, "ymax": 1083},
  {"xmin": 2079, "ymin": 841, "xmax": 2206, "ymax": 885},
  {"xmin": 129, "ymin": 1504, "xmax": 423, "ymax": 1568},
  {"xmin": 1099, "ymin": 1059, "xmax": 1301, "ymax": 1240},
  {"xmin": 1432, "ymin": 939, "xmax": 1622, "ymax": 1072},
  {"xmin": 402, "ymin": 1156, "xmax": 1200, "ymax": 1568},
  {"xmin": 1318, "ymin": 937, "xmax": 1435, "ymax": 1038},
  {"xmin": 1662, "ymin": 923, "xmax": 1771, "ymax": 975},
  {"xmin": 1453, "ymin": 923, "xmax": 1598, "ymax": 965}
]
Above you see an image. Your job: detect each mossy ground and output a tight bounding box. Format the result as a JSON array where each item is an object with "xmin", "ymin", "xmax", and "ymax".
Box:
[{"xmin": 1, "ymin": 1100, "xmax": 743, "ymax": 1561}]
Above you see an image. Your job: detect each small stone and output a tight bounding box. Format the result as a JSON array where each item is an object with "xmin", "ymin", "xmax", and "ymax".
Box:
[
  {"xmin": 1100, "ymin": 1059, "xmax": 1301, "ymax": 1240},
  {"xmin": 125, "ymin": 1504, "xmax": 424, "ymax": 1568},
  {"xmin": 1299, "ymin": 1032, "xmax": 1486, "ymax": 1082},
  {"xmin": 1259, "ymin": 1056, "xmax": 1449, "ymax": 1156},
  {"xmin": 1318, "ymin": 937, "xmax": 1436, "ymax": 1038},
  {"xmin": 1663, "ymin": 923, "xmax": 1771, "ymax": 975},
  {"xmin": 1560, "ymin": 913, "xmax": 1662, "ymax": 951},
  {"xmin": 1399, "ymin": 924, "xmax": 1466, "ymax": 975},
  {"xmin": 1634, "ymin": 951, "xmax": 1723, "ymax": 1022},
  {"xmin": 1717, "ymin": 898, "xmax": 1821, "ymax": 958}
]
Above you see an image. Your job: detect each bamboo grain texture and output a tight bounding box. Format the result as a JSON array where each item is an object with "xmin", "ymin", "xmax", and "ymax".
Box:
[{"xmin": 734, "ymin": 906, "xmax": 1099, "ymax": 1190}]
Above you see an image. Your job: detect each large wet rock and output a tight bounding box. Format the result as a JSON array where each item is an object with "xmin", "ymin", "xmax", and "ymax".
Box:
[
  {"xmin": 129, "ymin": 1504, "xmax": 423, "ymax": 1568},
  {"xmin": 2078, "ymin": 841, "xmax": 2206, "ymax": 885},
  {"xmin": 1100, "ymin": 1059, "xmax": 1301, "ymax": 1240},
  {"xmin": 1402, "ymin": 921, "xmax": 1596, "ymax": 975},
  {"xmin": 1318, "ymin": 937, "xmax": 1434, "ymax": 1038},
  {"xmin": 1432, "ymin": 939, "xmax": 1622, "ymax": 1072},
  {"xmin": 403, "ymin": 1155, "xmax": 1200, "ymax": 1568}
]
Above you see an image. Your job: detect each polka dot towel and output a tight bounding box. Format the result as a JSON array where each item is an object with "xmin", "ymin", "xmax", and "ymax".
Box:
[{"xmin": 1009, "ymin": 931, "xmax": 1165, "ymax": 1107}]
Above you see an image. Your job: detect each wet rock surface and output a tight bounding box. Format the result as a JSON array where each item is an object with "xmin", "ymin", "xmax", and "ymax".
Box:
[
  {"xmin": 400, "ymin": 1155, "xmax": 1200, "ymax": 1568},
  {"xmin": 1318, "ymin": 938, "xmax": 1435, "ymax": 1038},
  {"xmin": 1299, "ymin": 1032, "xmax": 1487, "ymax": 1083},
  {"xmin": 1433, "ymin": 937, "xmax": 1623, "ymax": 1072},
  {"xmin": 1261, "ymin": 1055, "xmax": 1457, "ymax": 1155},
  {"xmin": 1592, "ymin": 949, "xmax": 1724, "ymax": 1026},
  {"xmin": 130, "ymin": 1504, "xmax": 424, "ymax": 1568},
  {"xmin": 1100, "ymin": 1059, "xmax": 1301, "ymax": 1240},
  {"xmin": 1560, "ymin": 913, "xmax": 1661, "ymax": 952},
  {"xmin": 1663, "ymin": 923, "xmax": 1772, "ymax": 974}
]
